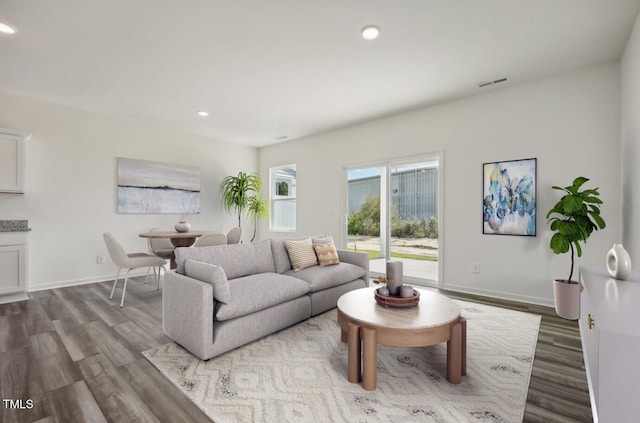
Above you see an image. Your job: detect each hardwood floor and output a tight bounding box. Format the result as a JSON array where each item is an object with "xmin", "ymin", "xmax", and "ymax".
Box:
[
  {"xmin": 442, "ymin": 290, "xmax": 593, "ymax": 423},
  {"xmin": 0, "ymin": 279, "xmax": 212, "ymax": 423},
  {"xmin": 0, "ymin": 279, "xmax": 592, "ymax": 422}
]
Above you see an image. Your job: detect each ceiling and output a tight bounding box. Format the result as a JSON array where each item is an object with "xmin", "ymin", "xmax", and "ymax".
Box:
[{"xmin": 1, "ymin": 1, "xmax": 639, "ymax": 148}]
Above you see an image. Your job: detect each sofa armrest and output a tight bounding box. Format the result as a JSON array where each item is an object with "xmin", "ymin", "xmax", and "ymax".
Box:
[
  {"xmin": 162, "ymin": 271, "xmax": 214, "ymax": 360},
  {"xmin": 337, "ymin": 249, "xmax": 369, "ymax": 282}
]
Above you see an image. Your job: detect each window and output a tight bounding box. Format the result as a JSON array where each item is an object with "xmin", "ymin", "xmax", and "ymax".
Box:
[{"xmin": 270, "ymin": 165, "xmax": 296, "ymax": 231}]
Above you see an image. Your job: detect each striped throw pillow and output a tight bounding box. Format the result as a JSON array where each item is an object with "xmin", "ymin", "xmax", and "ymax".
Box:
[
  {"xmin": 284, "ymin": 239, "xmax": 318, "ymax": 271},
  {"xmin": 313, "ymin": 241, "xmax": 340, "ymax": 266}
]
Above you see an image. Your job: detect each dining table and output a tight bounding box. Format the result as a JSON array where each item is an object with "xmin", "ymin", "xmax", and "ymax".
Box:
[{"xmin": 138, "ymin": 230, "xmax": 205, "ymax": 269}]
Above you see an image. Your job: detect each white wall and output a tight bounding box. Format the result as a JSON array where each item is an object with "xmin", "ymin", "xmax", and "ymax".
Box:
[
  {"xmin": 0, "ymin": 91, "xmax": 257, "ymax": 290},
  {"xmin": 0, "ymin": 60, "xmax": 624, "ymax": 305},
  {"xmin": 259, "ymin": 63, "xmax": 622, "ymax": 306},
  {"xmin": 622, "ymin": 13, "xmax": 640, "ymax": 264}
]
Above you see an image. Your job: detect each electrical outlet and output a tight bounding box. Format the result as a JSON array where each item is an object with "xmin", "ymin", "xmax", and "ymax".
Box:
[
  {"xmin": 472, "ymin": 263, "xmax": 480, "ymax": 274},
  {"xmin": 96, "ymin": 255, "xmax": 106, "ymax": 264}
]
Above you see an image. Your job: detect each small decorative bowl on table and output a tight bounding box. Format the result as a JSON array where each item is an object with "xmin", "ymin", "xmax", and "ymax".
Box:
[{"xmin": 374, "ymin": 288, "xmax": 420, "ymax": 308}]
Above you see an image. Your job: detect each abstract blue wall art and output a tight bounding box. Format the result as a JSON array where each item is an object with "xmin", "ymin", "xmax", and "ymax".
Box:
[
  {"xmin": 483, "ymin": 158, "xmax": 536, "ymax": 236},
  {"xmin": 117, "ymin": 157, "xmax": 201, "ymax": 214}
]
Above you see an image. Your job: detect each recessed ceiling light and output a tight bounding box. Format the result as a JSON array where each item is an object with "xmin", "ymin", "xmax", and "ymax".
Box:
[
  {"xmin": 361, "ymin": 25, "xmax": 380, "ymax": 40},
  {"xmin": 196, "ymin": 110, "xmax": 209, "ymax": 117},
  {"xmin": 0, "ymin": 22, "xmax": 17, "ymax": 35}
]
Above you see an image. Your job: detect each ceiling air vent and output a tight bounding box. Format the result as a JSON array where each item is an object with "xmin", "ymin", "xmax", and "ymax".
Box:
[{"xmin": 477, "ymin": 76, "xmax": 509, "ymax": 88}]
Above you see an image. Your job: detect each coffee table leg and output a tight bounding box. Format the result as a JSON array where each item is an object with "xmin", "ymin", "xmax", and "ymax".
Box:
[
  {"xmin": 447, "ymin": 321, "xmax": 462, "ymax": 384},
  {"xmin": 362, "ymin": 327, "xmax": 377, "ymax": 390},
  {"xmin": 460, "ymin": 317, "xmax": 467, "ymax": 376},
  {"xmin": 347, "ymin": 322, "xmax": 361, "ymax": 383}
]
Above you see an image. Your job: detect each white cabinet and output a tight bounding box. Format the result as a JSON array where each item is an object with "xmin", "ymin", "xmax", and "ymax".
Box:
[
  {"xmin": 579, "ymin": 267, "xmax": 640, "ymax": 423},
  {"xmin": 0, "ymin": 232, "xmax": 27, "ymax": 296},
  {"xmin": 0, "ymin": 129, "xmax": 27, "ymax": 193}
]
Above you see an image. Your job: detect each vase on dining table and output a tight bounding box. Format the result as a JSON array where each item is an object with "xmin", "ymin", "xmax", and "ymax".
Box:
[{"xmin": 175, "ymin": 221, "xmax": 191, "ymax": 233}]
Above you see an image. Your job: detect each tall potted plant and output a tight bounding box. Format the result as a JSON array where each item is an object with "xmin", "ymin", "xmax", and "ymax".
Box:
[
  {"xmin": 247, "ymin": 195, "xmax": 269, "ymax": 242},
  {"xmin": 220, "ymin": 172, "xmax": 269, "ymax": 240},
  {"xmin": 546, "ymin": 176, "xmax": 606, "ymax": 319}
]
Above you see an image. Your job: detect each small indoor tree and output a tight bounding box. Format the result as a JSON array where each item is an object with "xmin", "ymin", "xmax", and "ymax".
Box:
[
  {"xmin": 546, "ymin": 176, "xmax": 606, "ymax": 318},
  {"xmin": 247, "ymin": 195, "xmax": 269, "ymax": 242},
  {"xmin": 220, "ymin": 172, "xmax": 269, "ymax": 238}
]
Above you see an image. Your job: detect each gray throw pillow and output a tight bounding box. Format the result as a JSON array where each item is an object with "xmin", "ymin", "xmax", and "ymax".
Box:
[
  {"xmin": 184, "ymin": 259, "xmax": 231, "ymax": 304},
  {"xmin": 311, "ymin": 234, "xmax": 335, "ymax": 244}
]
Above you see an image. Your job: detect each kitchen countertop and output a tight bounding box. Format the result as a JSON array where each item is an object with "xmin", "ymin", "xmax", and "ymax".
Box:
[{"xmin": 0, "ymin": 220, "xmax": 31, "ymax": 232}]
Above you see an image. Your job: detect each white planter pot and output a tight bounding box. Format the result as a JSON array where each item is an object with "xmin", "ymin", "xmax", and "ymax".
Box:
[{"xmin": 553, "ymin": 279, "xmax": 580, "ymax": 320}]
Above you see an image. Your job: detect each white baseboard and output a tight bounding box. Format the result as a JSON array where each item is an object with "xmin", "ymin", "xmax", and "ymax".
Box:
[
  {"xmin": 442, "ymin": 282, "xmax": 554, "ymax": 308},
  {"xmin": 24, "ymin": 272, "xmax": 554, "ymax": 308},
  {"xmin": 369, "ymin": 273, "xmax": 554, "ymax": 307},
  {"xmin": 0, "ymin": 292, "xmax": 29, "ymax": 304},
  {"xmin": 28, "ymin": 268, "xmax": 152, "ymax": 292}
]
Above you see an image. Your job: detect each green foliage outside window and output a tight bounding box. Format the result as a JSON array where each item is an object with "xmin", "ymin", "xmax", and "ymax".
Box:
[
  {"xmin": 276, "ymin": 181, "xmax": 289, "ymax": 196},
  {"xmin": 348, "ymin": 196, "xmax": 438, "ymax": 239}
]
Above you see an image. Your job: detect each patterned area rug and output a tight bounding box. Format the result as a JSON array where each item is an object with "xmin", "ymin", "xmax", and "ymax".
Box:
[{"xmin": 143, "ymin": 300, "xmax": 540, "ymax": 423}]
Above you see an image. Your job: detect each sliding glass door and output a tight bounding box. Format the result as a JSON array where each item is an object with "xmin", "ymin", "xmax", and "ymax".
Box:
[
  {"xmin": 346, "ymin": 154, "xmax": 441, "ymax": 286},
  {"xmin": 346, "ymin": 166, "xmax": 385, "ymax": 260}
]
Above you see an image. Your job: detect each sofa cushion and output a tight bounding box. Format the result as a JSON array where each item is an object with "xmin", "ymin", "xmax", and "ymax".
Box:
[
  {"xmin": 284, "ymin": 239, "xmax": 318, "ymax": 271},
  {"xmin": 184, "ymin": 260, "xmax": 231, "ymax": 304},
  {"xmin": 215, "ymin": 273, "xmax": 311, "ymax": 321},
  {"xmin": 271, "ymin": 239, "xmax": 292, "ymax": 273},
  {"xmin": 313, "ymin": 241, "xmax": 340, "ymax": 266},
  {"xmin": 175, "ymin": 239, "xmax": 275, "ymax": 279},
  {"xmin": 283, "ymin": 262, "xmax": 366, "ymax": 292}
]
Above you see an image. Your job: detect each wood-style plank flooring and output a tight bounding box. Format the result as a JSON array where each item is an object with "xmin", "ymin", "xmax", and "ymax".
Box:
[
  {"xmin": 0, "ymin": 278, "xmax": 592, "ymax": 422},
  {"xmin": 0, "ymin": 279, "xmax": 212, "ymax": 423},
  {"xmin": 443, "ymin": 289, "xmax": 593, "ymax": 423}
]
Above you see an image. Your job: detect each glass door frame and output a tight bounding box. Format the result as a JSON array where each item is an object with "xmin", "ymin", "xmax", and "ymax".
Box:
[{"xmin": 342, "ymin": 152, "xmax": 443, "ymax": 288}]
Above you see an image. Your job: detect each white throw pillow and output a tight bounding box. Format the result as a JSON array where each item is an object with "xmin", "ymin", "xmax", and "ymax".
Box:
[
  {"xmin": 311, "ymin": 234, "xmax": 335, "ymax": 244},
  {"xmin": 284, "ymin": 239, "xmax": 318, "ymax": 271}
]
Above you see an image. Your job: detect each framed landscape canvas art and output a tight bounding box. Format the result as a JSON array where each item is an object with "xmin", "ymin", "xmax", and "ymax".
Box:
[
  {"xmin": 483, "ymin": 158, "xmax": 536, "ymax": 236},
  {"xmin": 117, "ymin": 157, "xmax": 201, "ymax": 214}
]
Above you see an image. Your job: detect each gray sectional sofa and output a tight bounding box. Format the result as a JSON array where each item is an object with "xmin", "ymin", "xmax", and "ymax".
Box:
[{"xmin": 162, "ymin": 238, "xmax": 369, "ymax": 360}]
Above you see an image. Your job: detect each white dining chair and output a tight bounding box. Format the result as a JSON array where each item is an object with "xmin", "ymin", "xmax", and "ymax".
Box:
[
  {"xmin": 103, "ymin": 232, "xmax": 166, "ymax": 308},
  {"xmin": 194, "ymin": 232, "xmax": 227, "ymax": 247},
  {"xmin": 226, "ymin": 227, "xmax": 242, "ymax": 244},
  {"xmin": 147, "ymin": 226, "xmax": 174, "ymax": 259}
]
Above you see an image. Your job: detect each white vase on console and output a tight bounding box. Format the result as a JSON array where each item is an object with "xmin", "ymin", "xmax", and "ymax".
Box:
[{"xmin": 606, "ymin": 243, "xmax": 631, "ymax": 280}]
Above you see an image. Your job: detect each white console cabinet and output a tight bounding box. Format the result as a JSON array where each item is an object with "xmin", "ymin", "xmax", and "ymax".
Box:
[
  {"xmin": 0, "ymin": 128, "xmax": 27, "ymax": 193},
  {"xmin": 0, "ymin": 231, "xmax": 27, "ymax": 299},
  {"xmin": 579, "ymin": 267, "xmax": 640, "ymax": 423}
]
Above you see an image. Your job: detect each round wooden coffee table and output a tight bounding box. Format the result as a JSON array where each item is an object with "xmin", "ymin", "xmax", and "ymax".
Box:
[{"xmin": 337, "ymin": 287, "xmax": 466, "ymax": 390}]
